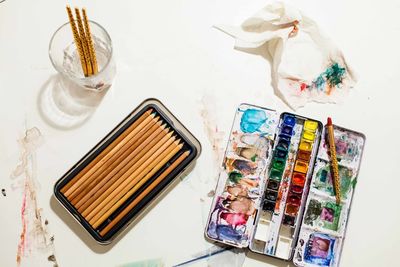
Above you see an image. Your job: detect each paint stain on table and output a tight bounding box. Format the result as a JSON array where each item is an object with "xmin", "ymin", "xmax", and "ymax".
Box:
[{"xmin": 11, "ymin": 127, "xmax": 59, "ymax": 267}]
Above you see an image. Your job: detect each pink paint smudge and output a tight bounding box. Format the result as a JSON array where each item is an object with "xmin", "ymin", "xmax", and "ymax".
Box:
[
  {"xmin": 17, "ymin": 186, "xmax": 27, "ymax": 265},
  {"xmin": 11, "ymin": 127, "xmax": 59, "ymax": 267}
]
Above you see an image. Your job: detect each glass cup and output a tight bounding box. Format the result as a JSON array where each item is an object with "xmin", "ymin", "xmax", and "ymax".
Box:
[{"xmin": 49, "ymin": 20, "xmax": 116, "ymax": 92}]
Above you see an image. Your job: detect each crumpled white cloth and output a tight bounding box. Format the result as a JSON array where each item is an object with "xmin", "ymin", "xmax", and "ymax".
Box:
[{"xmin": 216, "ymin": 1, "xmax": 357, "ymax": 110}]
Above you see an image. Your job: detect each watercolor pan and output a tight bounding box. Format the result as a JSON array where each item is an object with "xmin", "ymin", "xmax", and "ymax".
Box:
[
  {"xmin": 205, "ymin": 104, "xmax": 365, "ymax": 267},
  {"xmin": 54, "ymin": 98, "xmax": 201, "ymax": 244}
]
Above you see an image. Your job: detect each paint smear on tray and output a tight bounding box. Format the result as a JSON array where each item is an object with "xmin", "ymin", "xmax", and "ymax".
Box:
[{"xmin": 11, "ymin": 127, "xmax": 58, "ymax": 267}]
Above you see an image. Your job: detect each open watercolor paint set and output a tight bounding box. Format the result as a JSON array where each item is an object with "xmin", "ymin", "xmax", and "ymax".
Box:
[{"xmin": 205, "ymin": 104, "xmax": 365, "ymax": 267}]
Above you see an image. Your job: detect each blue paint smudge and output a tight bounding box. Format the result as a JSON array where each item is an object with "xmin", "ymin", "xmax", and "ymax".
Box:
[
  {"xmin": 216, "ymin": 225, "xmax": 244, "ymax": 242},
  {"xmin": 240, "ymin": 109, "xmax": 267, "ymax": 133},
  {"xmin": 304, "ymin": 233, "xmax": 335, "ymax": 266},
  {"xmin": 313, "ymin": 75, "xmax": 326, "ymax": 91}
]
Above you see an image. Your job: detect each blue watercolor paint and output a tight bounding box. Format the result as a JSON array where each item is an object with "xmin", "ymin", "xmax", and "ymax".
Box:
[
  {"xmin": 279, "ymin": 134, "xmax": 291, "ymax": 142},
  {"xmin": 283, "ymin": 115, "xmax": 296, "ymax": 127},
  {"xmin": 207, "ymin": 222, "xmax": 218, "ymax": 239},
  {"xmin": 240, "ymin": 109, "xmax": 267, "ymax": 133},
  {"xmin": 281, "ymin": 125, "xmax": 293, "ymax": 136},
  {"xmin": 216, "ymin": 225, "xmax": 245, "ymax": 242},
  {"xmin": 304, "ymin": 233, "xmax": 335, "ymax": 266},
  {"xmin": 313, "ymin": 75, "xmax": 326, "ymax": 91}
]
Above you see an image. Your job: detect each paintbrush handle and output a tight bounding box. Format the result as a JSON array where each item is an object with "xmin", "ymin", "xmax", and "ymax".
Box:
[
  {"xmin": 82, "ymin": 8, "xmax": 98, "ymax": 74},
  {"xmin": 327, "ymin": 123, "xmax": 341, "ymax": 204},
  {"xmin": 66, "ymin": 6, "xmax": 88, "ymax": 77},
  {"xmin": 74, "ymin": 8, "xmax": 93, "ymax": 76}
]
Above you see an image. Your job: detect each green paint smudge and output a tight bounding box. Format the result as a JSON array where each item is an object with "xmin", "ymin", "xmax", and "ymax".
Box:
[
  {"xmin": 325, "ymin": 63, "xmax": 346, "ymax": 87},
  {"xmin": 228, "ymin": 171, "xmax": 243, "ymax": 184}
]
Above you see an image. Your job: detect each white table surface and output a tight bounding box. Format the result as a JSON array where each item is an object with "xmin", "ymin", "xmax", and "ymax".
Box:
[{"xmin": 1, "ymin": 0, "xmax": 399, "ymax": 266}]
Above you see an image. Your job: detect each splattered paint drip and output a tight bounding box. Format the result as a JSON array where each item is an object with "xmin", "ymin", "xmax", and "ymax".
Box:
[
  {"xmin": 199, "ymin": 95, "xmax": 226, "ymax": 200},
  {"xmin": 200, "ymin": 96, "xmax": 225, "ymax": 173},
  {"xmin": 11, "ymin": 127, "xmax": 59, "ymax": 267},
  {"xmin": 300, "ymin": 63, "xmax": 346, "ymax": 95}
]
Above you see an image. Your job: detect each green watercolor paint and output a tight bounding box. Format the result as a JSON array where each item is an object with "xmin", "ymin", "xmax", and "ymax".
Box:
[
  {"xmin": 325, "ymin": 63, "xmax": 346, "ymax": 88},
  {"xmin": 228, "ymin": 171, "xmax": 243, "ymax": 184},
  {"xmin": 269, "ymin": 168, "xmax": 283, "ymax": 181},
  {"xmin": 313, "ymin": 162, "xmax": 353, "ymax": 199},
  {"xmin": 304, "ymin": 199, "xmax": 322, "ymax": 225},
  {"xmin": 272, "ymin": 158, "xmax": 286, "ymax": 171},
  {"xmin": 304, "ymin": 199, "xmax": 342, "ymax": 231}
]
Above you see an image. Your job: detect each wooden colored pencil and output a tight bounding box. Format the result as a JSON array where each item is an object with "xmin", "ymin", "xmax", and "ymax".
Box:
[
  {"xmin": 64, "ymin": 112, "xmax": 156, "ymax": 198},
  {"xmin": 82, "ymin": 8, "xmax": 98, "ymax": 74},
  {"xmin": 61, "ymin": 110, "xmax": 152, "ymax": 194},
  {"xmin": 84, "ymin": 139, "xmax": 181, "ymax": 221},
  {"xmin": 65, "ymin": 114, "xmax": 158, "ymax": 199},
  {"xmin": 80, "ymin": 133, "xmax": 177, "ymax": 217},
  {"xmin": 74, "ymin": 8, "xmax": 93, "ymax": 76},
  {"xmin": 70, "ymin": 120, "xmax": 165, "ymax": 205},
  {"xmin": 99, "ymin": 151, "xmax": 190, "ymax": 235},
  {"xmin": 66, "ymin": 6, "xmax": 88, "ymax": 77},
  {"xmin": 74, "ymin": 126, "xmax": 172, "ymax": 209},
  {"xmin": 92, "ymin": 145, "xmax": 184, "ymax": 228},
  {"xmin": 327, "ymin": 117, "xmax": 341, "ymax": 204},
  {"xmin": 89, "ymin": 141, "xmax": 183, "ymax": 226},
  {"xmin": 69, "ymin": 117, "xmax": 161, "ymax": 202}
]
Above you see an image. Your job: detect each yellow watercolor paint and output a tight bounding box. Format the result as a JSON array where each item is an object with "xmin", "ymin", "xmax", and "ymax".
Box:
[
  {"xmin": 302, "ymin": 130, "xmax": 315, "ymax": 141},
  {"xmin": 294, "ymin": 160, "xmax": 308, "ymax": 173},
  {"xmin": 304, "ymin": 120, "xmax": 318, "ymax": 132},
  {"xmin": 299, "ymin": 140, "xmax": 313, "ymax": 152}
]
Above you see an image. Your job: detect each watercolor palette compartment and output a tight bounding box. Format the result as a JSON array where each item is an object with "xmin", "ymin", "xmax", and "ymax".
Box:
[
  {"xmin": 205, "ymin": 104, "xmax": 365, "ymax": 267},
  {"xmin": 293, "ymin": 125, "xmax": 365, "ymax": 267},
  {"xmin": 54, "ymin": 98, "xmax": 201, "ymax": 244}
]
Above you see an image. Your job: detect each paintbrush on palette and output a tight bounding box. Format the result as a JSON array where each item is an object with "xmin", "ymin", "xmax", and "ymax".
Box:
[
  {"xmin": 66, "ymin": 5, "xmax": 98, "ymax": 77},
  {"xmin": 327, "ymin": 117, "xmax": 341, "ymax": 204}
]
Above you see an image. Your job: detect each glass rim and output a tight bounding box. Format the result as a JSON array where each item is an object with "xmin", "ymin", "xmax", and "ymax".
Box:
[{"xmin": 48, "ymin": 20, "xmax": 113, "ymax": 80}]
